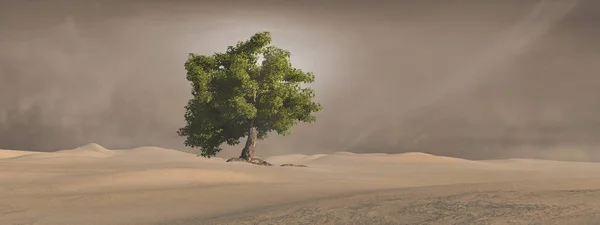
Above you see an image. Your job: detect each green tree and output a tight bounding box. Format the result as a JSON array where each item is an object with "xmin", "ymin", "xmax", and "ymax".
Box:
[{"xmin": 178, "ymin": 31, "xmax": 322, "ymax": 160}]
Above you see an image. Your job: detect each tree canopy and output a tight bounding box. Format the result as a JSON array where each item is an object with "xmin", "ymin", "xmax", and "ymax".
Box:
[{"xmin": 178, "ymin": 31, "xmax": 322, "ymax": 159}]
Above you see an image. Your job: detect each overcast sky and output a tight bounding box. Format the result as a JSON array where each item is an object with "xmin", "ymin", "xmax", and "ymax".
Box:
[{"xmin": 1, "ymin": 0, "xmax": 599, "ymax": 161}]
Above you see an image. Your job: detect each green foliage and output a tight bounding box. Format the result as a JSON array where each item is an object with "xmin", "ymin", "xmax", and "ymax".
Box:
[{"xmin": 178, "ymin": 32, "xmax": 322, "ymax": 157}]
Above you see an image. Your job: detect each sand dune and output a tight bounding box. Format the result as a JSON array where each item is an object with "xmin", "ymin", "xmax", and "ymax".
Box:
[
  {"xmin": 264, "ymin": 152, "xmax": 475, "ymax": 166},
  {"xmin": 0, "ymin": 143, "xmax": 113, "ymax": 160},
  {"xmin": 1, "ymin": 144, "xmax": 600, "ymax": 225},
  {"xmin": 56, "ymin": 143, "xmax": 114, "ymax": 156},
  {"xmin": 0, "ymin": 149, "xmax": 39, "ymax": 159}
]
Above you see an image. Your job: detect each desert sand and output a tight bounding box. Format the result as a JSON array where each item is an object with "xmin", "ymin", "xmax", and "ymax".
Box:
[{"xmin": 1, "ymin": 144, "xmax": 600, "ymax": 225}]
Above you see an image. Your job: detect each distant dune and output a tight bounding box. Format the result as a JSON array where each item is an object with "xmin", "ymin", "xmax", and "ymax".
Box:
[
  {"xmin": 1, "ymin": 144, "xmax": 600, "ymax": 225},
  {"xmin": 0, "ymin": 149, "xmax": 39, "ymax": 159}
]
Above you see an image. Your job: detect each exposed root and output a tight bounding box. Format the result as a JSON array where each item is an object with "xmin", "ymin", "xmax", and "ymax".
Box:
[
  {"xmin": 226, "ymin": 157, "xmax": 273, "ymax": 166},
  {"xmin": 280, "ymin": 164, "xmax": 308, "ymax": 167}
]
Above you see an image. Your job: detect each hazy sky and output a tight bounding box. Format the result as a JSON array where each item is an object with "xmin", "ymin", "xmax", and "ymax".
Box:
[{"xmin": 1, "ymin": 0, "xmax": 600, "ymax": 161}]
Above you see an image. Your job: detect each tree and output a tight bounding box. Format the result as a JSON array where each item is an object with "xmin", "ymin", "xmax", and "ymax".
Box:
[{"xmin": 178, "ymin": 31, "xmax": 322, "ymax": 160}]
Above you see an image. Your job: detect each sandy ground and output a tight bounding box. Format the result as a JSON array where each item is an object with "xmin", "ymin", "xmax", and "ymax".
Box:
[{"xmin": 1, "ymin": 144, "xmax": 600, "ymax": 225}]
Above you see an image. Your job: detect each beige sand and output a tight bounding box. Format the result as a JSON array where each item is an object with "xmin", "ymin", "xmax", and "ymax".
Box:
[{"xmin": 1, "ymin": 144, "xmax": 600, "ymax": 225}]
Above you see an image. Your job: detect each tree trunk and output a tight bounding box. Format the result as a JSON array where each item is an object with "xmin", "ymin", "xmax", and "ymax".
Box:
[
  {"xmin": 240, "ymin": 91, "xmax": 258, "ymax": 160},
  {"xmin": 240, "ymin": 121, "xmax": 257, "ymax": 160}
]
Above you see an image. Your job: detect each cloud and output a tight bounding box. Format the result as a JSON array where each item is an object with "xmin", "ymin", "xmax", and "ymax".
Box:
[{"xmin": 1, "ymin": 0, "xmax": 600, "ymax": 161}]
